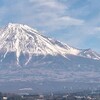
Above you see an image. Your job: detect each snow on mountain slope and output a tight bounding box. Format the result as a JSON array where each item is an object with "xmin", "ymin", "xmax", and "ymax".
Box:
[
  {"xmin": 0, "ymin": 23, "xmax": 80, "ymax": 64},
  {"xmin": 79, "ymin": 49, "xmax": 100, "ymax": 60},
  {"xmin": 0, "ymin": 23, "xmax": 99, "ymax": 66}
]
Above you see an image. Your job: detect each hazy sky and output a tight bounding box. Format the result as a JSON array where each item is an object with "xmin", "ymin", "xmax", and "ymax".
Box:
[{"xmin": 0, "ymin": 0, "xmax": 100, "ymax": 52}]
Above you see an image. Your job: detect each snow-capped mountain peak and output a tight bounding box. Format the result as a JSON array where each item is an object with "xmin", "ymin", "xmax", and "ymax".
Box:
[
  {"xmin": 0, "ymin": 23, "xmax": 80, "ymax": 65},
  {"xmin": 0, "ymin": 23, "xmax": 100, "ymax": 66}
]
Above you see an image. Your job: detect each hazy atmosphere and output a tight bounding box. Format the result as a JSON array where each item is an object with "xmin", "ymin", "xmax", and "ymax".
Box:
[{"xmin": 0, "ymin": 1, "xmax": 100, "ymax": 99}]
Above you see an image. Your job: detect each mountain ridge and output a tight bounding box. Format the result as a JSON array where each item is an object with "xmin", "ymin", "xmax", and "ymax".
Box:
[
  {"xmin": 0, "ymin": 23, "xmax": 99, "ymax": 64},
  {"xmin": 0, "ymin": 23, "xmax": 100, "ymax": 66}
]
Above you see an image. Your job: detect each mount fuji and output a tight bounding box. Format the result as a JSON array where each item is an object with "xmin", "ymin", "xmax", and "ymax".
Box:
[{"xmin": 0, "ymin": 23, "xmax": 100, "ymax": 93}]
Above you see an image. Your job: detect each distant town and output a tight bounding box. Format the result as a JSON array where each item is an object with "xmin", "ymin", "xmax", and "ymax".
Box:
[{"xmin": 0, "ymin": 89, "xmax": 100, "ymax": 100}]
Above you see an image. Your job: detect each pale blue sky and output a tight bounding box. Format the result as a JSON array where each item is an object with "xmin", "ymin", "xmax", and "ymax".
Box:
[{"xmin": 0, "ymin": 0, "xmax": 100, "ymax": 52}]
